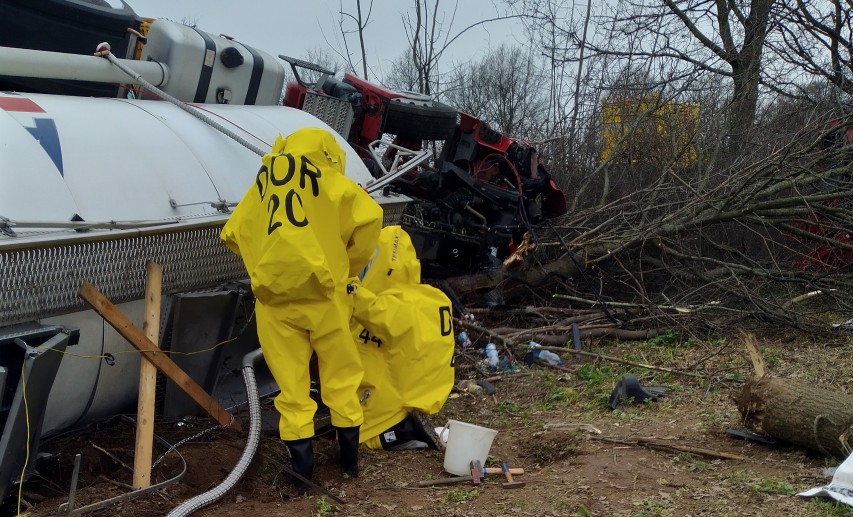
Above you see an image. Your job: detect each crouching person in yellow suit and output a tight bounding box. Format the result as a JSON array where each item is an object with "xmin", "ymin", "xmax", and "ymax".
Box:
[
  {"xmin": 351, "ymin": 225, "xmax": 455, "ymax": 450},
  {"xmin": 221, "ymin": 128, "xmax": 382, "ymax": 492}
]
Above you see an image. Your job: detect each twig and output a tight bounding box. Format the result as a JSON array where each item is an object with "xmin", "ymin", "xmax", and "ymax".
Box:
[
  {"xmin": 455, "ymin": 318, "xmax": 517, "ymax": 354},
  {"xmin": 553, "ymin": 294, "xmax": 723, "ymax": 314},
  {"xmin": 456, "ymin": 317, "xmax": 701, "ymax": 379},
  {"xmin": 592, "ymin": 436, "xmax": 746, "ymax": 460},
  {"xmin": 782, "ymin": 289, "xmax": 836, "ymax": 309},
  {"xmin": 92, "ymin": 443, "xmax": 134, "ymax": 473},
  {"xmin": 546, "ymin": 347, "xmax": 702, "ymax": 379},
  {"xmin": 466, "ymin": 307, "xmax": 602, "ymax": 316},
  {"xmin": 543, "ymin": 423, "xmax": 602, "ymax": 434},
  {"xmin": 526, "ymin": 327, "xmax": 667, "ymax": 344},
  {"xmin": 482, "ymin": 371, "xmax": 532, "ymax": 383},
  {"xmin": 554, "ymin": 312, "xmax": 611, "ymax": 325}
]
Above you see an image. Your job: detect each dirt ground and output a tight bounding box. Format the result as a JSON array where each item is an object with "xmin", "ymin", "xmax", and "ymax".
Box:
[{"xmin": 9, "ymin": 325, "xmax": 853, "ymax": 517}]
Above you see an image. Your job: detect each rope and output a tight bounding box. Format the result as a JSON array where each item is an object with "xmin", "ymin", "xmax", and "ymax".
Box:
[{"xmin": 94, "ymin": 42, "xmax": 268, "ymax": 158}]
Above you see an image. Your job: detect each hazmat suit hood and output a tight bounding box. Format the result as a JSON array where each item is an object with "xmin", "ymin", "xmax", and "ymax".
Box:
[
  {"xmin": 277, "ymin": 127, "xmax": 346, "ymax": 176},
  {"xmin": 361, "ymin": 225, "xmax": 422, "ymax": 292}
]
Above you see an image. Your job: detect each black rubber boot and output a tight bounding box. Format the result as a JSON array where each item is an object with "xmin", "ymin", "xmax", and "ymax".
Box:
[
  {"xmin": 335, "ymin": 426, "xmax": 360, "ymax": 477},
  {"xmin": 284, "ymin": 438, "xmax": 314, "ymax": 494},
  {"xmin": 378, "ymin": 413, "xmax": 441, "ymax": 451}
]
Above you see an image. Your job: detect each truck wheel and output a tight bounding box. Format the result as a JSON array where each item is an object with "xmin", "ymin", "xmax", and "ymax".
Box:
[{"xmin": 383, "ymin": 99, "xmax": 458, "ymax": 140}]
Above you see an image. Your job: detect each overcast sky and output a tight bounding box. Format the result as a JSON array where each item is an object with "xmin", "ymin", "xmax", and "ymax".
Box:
[{"xmin": 126, "ymin": 0, "xmax": 522, "ymax": 80}]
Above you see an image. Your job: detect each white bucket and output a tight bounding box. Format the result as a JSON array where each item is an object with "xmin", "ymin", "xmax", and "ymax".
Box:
[{"xmin": 442, "ymin": 419, "xmax": 498, "ymax": 476}]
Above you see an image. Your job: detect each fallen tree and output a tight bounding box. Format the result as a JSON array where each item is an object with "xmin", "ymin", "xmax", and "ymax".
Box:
[
  {"xmin": 736, "ymin": 376, "xmax": 853, "ymax": 459},
  {"xmin": 441, "ymin": 115, "xmax": 853, "ymax": 332},
  {"xmin": 735, "ymin": 332, "xmax": 853, "ymax": 458}
]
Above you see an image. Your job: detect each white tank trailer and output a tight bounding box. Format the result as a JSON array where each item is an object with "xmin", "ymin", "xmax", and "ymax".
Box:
[{"xmin": 0, "ymin": 9, "xmax": 406, "ymax": 502}]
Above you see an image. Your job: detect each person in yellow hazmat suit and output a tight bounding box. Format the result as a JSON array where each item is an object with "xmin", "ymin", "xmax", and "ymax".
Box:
[
  {"xmin": 350, "ymin": 225, "xmax": 456, "ymax": 450},
  {"xmin": 220, "ymin": 127, "xmax": 383, "ymax": 492}
]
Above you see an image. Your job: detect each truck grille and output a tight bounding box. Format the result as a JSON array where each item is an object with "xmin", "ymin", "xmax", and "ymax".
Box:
[
  {"xmin": 0, "ymin": 226, "xmax": 245, "ymax": 326},
  {"xmin": 302, "ymin": 92, "xmax": 354, "ymax": 138}
]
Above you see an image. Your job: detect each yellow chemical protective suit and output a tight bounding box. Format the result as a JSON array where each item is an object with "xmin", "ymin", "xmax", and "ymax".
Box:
[
  {"xmin": 221, "ymin": 128, "xmax": 383, "ymax": 441},
  {"xmin": 351, "ymin": 226, "xmax": 455, "ymax": 448}
]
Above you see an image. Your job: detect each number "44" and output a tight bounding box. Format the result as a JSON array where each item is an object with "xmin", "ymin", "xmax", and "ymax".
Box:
[{"xmin": 358, "ymin": 328, "xmax": 383, "ymax": 348}]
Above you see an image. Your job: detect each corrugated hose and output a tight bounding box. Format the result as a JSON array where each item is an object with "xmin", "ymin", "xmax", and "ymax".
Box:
[{"xmin": 166, "ymin": 348, "xmax": 264, "ymax": 517}]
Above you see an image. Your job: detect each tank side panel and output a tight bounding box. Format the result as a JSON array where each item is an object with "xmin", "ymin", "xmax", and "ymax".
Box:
[
  {"xmin": 1, "ymin": 95, "xmax": 374, "ymax": 237},
  {"xmin": 0, "ymin": 95, "xmax": 79, "ymax": 221},
  {"xmin": 35, "ymin": 95, "xmax": 223, "ymax": 222},
  {"xmin": 39, "ymin": 310, "xmax": 105, "ymax": 434}
]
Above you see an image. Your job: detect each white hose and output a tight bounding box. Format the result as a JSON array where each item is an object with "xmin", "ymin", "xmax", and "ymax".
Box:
[{"xmin": 166, "ymin": 349, "xmax": 264, "ymax": 517}]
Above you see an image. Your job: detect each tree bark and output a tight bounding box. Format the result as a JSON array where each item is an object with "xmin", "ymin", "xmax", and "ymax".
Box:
[
  {"xmin": 725, "ymin": 0, "xmax": 773, "ymax": 151},
  {"xmin": 443, "ymin": 251, "xmax": 584, "ymax": 295},
  {"xmin": 736, "ymin": 376, "xmax": 853, "ymax": 458}
]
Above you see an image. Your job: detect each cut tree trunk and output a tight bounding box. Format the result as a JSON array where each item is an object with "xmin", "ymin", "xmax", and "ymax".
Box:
[
  {"xmin": 443, "ymin": 252, "xmax": 583, "ymax": 296},
  {"xmin": 735, "ymin": 376, "xmax": 853, "ymax": 458}
]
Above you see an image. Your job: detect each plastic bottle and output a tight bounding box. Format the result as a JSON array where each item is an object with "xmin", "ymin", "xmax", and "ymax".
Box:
[
  {"xmin": 528, "ymin": 341, "xmax": 564, "ymax": 366},
  {"xmin": 484, "ymin": 343, "xmax": 499, "ymax": 368},
  {"xmin": 536, "ymin": 349, "xmax": 564, "ymax": 366},
  {"xmin": 456, "ymin": 331, "xmax": 472, "ymax": 348}
]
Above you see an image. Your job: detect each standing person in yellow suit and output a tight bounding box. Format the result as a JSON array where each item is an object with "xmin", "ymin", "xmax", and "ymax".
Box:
[{"xmin": 220, "ymin": 128, "xmax": 383, "ymax": 492}]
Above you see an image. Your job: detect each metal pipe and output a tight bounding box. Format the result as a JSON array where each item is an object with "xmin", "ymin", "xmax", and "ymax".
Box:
[
  {"xmin": 65, "ymin": 454, "xmax": 82, "ymax": 516},
  {"xmin": 0, "ymin": 46, "xmax": 168, "ymax": 87}
]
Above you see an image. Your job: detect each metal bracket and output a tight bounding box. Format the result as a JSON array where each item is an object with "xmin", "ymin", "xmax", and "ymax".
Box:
[
  {"xmin": 0, "ymin": 217, "xmax": 16, "ymax": 237},
  {"xmin": 363, "ymin": 141, "xmax": 430, "ymax": 194}
]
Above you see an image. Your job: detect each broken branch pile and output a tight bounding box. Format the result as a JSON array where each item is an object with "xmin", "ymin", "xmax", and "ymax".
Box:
[{"xmin": 442, "ymin": 116, "xmax": 853, "ymax": 333}]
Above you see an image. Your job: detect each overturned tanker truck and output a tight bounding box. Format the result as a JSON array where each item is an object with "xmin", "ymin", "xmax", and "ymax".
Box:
[{"xmin": 0, "ymin": 0, "xmax": 566, "ymax": 504}]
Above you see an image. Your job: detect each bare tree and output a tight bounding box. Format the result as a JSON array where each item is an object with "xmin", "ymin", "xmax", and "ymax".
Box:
[
  {"xmin": 399, "ymin": 0, "xmax": 526, "ymax": 96},
  {"xmin": 404, "ymin": 0, "xmax": 442, "ymax": 95},
  {"xmin": 583, "ymin": 0, "xmax": 778, "ymax": 154},
  {"xmin": 319, "ymin": 0, "xmax": 373, "ymax": 78},
  {"xmin": 383, "ymin": 51, "xmax": 420, "ymax": 92},
  {"xmin": 774, "ymin": 0, "xmax": 853, "ymax": 98},
  {"xmin": 443, "ymin": 44, "xmax": 547, "ymax": 137},
  {"xmin": 504, "ymin": 0, "xmax": 593, "ymax": 142}
]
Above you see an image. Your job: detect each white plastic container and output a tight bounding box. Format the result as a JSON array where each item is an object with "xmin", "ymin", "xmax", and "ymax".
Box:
[{"xmin": 442, "ymin": 419, "xmax": 498, "ymax": 476}]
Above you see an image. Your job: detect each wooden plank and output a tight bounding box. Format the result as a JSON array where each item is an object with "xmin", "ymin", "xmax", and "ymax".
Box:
[
  {"xmin": 78, "ymin": 281, "xmax": 240, "ymax": 431},
  {"xmin": 133, "ymin": 261, "xmax": 161, "ymax": 489}
]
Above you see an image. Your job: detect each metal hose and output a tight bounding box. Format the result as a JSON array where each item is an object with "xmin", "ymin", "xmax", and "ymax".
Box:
[
  {"xmin": 96, "ymin": 42, "xmax": 269, "ymax": 157},
  {"xmin": 166, "ymin": 348, "xmax": 264, "ymax": 517}
]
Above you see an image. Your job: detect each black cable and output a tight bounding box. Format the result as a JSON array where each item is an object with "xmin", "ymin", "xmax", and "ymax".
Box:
[{"xmin": 435, "ymin": 279, "xmax": 467, "ymax": 317}]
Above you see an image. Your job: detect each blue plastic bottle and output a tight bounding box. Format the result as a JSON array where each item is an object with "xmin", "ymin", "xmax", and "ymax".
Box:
[
  {"xmin": 456, "ymin": 331, "xmax": 472, "ymax": 348},
  {"xmin": 528, "ymin": 341, "xmax": 564, "ymax": 366}
]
